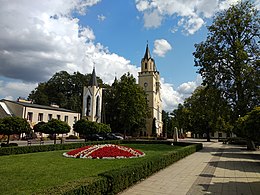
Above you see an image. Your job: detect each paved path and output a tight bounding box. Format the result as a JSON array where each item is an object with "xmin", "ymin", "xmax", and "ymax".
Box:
[{"xmin": 120, "ymin": 140, "xmax": 260, "ymax": 195}]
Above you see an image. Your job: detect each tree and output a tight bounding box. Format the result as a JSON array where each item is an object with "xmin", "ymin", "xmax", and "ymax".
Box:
[
  {"xmin": 73, "ymin": 119, "xmax": 111, "ymax": 141},
  {"xmin": 40, "ymin": 119, "xmax": 70, "ymax": 144},
  {"xmin": 193, "ymin": 1, "xmax": 260, "ymax": 122},
  {"xmin": 236, "ymin": 106, "xmax": 260, "ymax": 150},
  {"xmin": 175, "ymin": 86, "xmax": 231, "ymax": 141},
  {"xmin": 0, "ymin": 116, "xmax": 31, "ymax": 144},
  {"xmin": 104, "ymin": 73, "xmax": 150, "ymax": 137},
  {"xmin": 29, "ymin": 71, "xmax": 103, "ymax": 112}
]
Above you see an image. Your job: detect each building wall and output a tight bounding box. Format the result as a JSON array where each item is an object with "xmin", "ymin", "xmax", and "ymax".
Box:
[{"xmin": 4, "ymin": 100, "xmax": 80, "ymax": 137}]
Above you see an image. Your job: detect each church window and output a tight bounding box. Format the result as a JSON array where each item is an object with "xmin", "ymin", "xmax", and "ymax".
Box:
[
  {"xmin": 157, "ymin": 106, "xmax": 160, "ymax": 121},
  {"xmin": 145, "ymin": 62, "xmax": 147, "ymax": 69},
  {"xmin": 96, "ymin": 96, "xmax": 100, "ymax": 117},
  {"xmin": 86, "ymin": 95, "xmax": 91, "ymax": 116}
]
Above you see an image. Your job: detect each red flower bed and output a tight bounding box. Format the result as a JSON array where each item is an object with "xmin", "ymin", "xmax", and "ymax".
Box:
[{"xmin": 63, "ymin": 144, "xmax": 145, "ymax": 159}]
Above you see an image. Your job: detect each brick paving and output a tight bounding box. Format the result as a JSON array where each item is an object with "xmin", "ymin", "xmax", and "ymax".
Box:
[{"xmin": 119, "ymin": 139, "xmax": 260, "ymax": 195}]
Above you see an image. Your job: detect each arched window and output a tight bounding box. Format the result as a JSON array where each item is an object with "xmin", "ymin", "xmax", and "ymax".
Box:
[
  {"xmin": 86, "ymin": 95, "xmax": 91, "ymax": 116},
  {"xmin": 96, "ymin": 96, "xmax": 100, "ymax": 117},
  {"xmin": 144, "ymin": 62, "xmax": 147, "ymax": 69},
  {"xmin": 157, "ymin": 106, "xmax": 160, "ymax": 121}
]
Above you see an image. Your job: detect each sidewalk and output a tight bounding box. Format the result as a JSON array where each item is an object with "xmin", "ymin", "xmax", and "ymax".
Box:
[{"xmin": 120, "ymin": 140, "xmax": 260, "ymax": 195}]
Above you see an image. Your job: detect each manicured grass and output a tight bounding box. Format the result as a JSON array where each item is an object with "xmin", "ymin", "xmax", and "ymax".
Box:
[{"xmin": 0, "ymin": 144, "xmax": 181, "ymax": 194}]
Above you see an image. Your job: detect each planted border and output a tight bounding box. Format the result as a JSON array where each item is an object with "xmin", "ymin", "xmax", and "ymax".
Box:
[{"xmin": 36, "ymin": 142, "xmax": 202, "ymax": 195}]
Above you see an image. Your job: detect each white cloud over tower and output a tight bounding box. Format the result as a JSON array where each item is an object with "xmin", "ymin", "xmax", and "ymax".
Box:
[{"xmin": 0, "ymin": 0, "xmax": 205, "ymax": 111}]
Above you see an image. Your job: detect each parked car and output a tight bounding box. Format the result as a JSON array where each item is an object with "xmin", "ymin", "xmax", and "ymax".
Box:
[
  {"xmin": 106, "ymin": 133, "xmax": 124, "ymax": 140},
  {"xmin": 86, "ymin": 134, "xmax": 104, "ymax": 141}
]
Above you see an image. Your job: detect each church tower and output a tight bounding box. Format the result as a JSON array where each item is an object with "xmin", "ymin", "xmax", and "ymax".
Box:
[
  {"xmin": 82, "ymin": 68, "xmax": 102, "ymax": 123},
  {"xmin": 138, "ymin": 44, "xmax": 163, "ymax": 136}
]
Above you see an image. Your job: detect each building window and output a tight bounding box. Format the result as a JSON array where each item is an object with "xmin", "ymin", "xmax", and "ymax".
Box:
[
  {"xmin": 64, "ymin": 116, "xmax": 68, "ymax": 123},
  {"xmin": 218, "ymin": 133, "xmax": 222, "ymax": 138},
  {"xmin": 74, "ymin": 117, "xmax": 77, "ymax": 123},
  {"xmin": 48, "ymin": 114, "xmax": 52, "ymax": 121},
  {"xmin": 27, "ymin": 112, "xmax": 33, "ymax": 122},
  {"xmin": 86, "ymin": 95, "xmax": 91, "ymax": 116},
  {"xmin": 211, "ymin": 132, "xmax": 214, "ymax": 137},
  {"xmin": 96, "ymin": 96, "xmax": 100, "ymax": 117},
  {"xmin": 145, "ymin": 62, "xmax": 147, "ymax": 69},
  {"xmin": 57, "ymin": 115, "xmax": 61, "ymax": 120},
  {"xmin": 38, "ymin": 113, "xmax": 43, "ymax": 121}
]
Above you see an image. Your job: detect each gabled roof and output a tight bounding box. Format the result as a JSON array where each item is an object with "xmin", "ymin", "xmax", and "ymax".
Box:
[
  {"xmin": 1, "ymin": 99, "xmax": 78, "ymax": 113},
  {"xmin": 0, "ymin": 102, "xmax": 12, "ymax": 118},
  {"xmin": 88, "ymin": 68, "xmax": 98, "ymax": 87}
]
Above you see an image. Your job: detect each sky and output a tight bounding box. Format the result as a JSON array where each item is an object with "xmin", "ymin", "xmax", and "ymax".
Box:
[{"xmin": 0, "ymin": 0, "xmax": 259, "ymax": 112}]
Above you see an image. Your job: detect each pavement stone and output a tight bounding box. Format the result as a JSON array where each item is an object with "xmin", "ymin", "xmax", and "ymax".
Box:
[{"xmin": 119, "ymin": 139, "xmax": 260, "ymax": 195}]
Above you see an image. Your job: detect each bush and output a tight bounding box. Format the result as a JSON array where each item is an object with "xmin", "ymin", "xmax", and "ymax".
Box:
[
  {"xmin": 1, "ymin": 143, "xmax": 18, "ymax": 147},
  {"xmin": 66, "ymin": 135, "xmax": 79, "ymax": 139},
  {"xmin": 98, "ymin": 143, "xmax": 202, "ymax": 194},
  {"xmin": 0, "ymin": 140, "xmax": 121, "ymax": 156},
  {"xmin": 226, "ymin": 137, "xmax": 247, "ymax": 145}
]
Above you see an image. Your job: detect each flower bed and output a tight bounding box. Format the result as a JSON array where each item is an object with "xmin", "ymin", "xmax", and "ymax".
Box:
[{"xmin": 63, "ymin": 144, "xmax": 145, "ymax": 159}]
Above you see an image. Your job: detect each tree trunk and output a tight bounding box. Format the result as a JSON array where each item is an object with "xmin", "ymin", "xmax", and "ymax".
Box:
[
  {"xmin": 206, "ymin": 127, "xmax": 211, "ymax": 142},
  {"xmin": 247, "ymin": 140, "xmax": 256, "ymax": 151},
  {"xmin": 7, "ymin": 135, "xmax": 10, "ymax": 144},
  {"xmin": 54, "ymin": 134, "xmax": 56, "ymax": 144}
]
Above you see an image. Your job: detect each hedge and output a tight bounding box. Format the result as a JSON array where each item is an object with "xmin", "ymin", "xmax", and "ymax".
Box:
[
  {"xmin": 98, "ymin": 143, "xmax": 202, "ymax": 194},
  {"xmin": 0, "ymin": 140, "xmax": 121, "ymax": 156},
  {"xmin": 0, "ymin": 139, "xmax": 201, "ymax": 156},
  {"xmin": 36, "ymin": 177, "xmax": 108, "ymax": 195},
  {"xmin": 35, "ymin": 142, "xmax": 202, "ymax": 195}
]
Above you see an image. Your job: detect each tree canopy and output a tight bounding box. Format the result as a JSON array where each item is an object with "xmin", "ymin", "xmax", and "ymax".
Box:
[
  {"xmin": 73, "ymin": 119, "xmax": 111, "ymax": 141},
  {"xmin": 29, "ymin": 71, "xmax": 103, "ymax": 112},
  {"xmin": 193, "ymin": 1, "xmax": 259, "ymax": 121},
  {"xmin": 104, "ymin": 73, "xmax": 150, "ymax": 136},
  {"xmin": 236, "ymin": 106, "xmax": 260, "ymax": 142},
  {"xmin": 39, "ymin": 119, "xmax": 70, "ymax": 144},
  {"xmin": 0, "ymin": 116, "xmax": 31, "ymax": 144}
]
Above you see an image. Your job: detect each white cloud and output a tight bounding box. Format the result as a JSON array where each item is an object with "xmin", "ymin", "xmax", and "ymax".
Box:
[
  {"xmin": 135, "ymin": 0, "xmax": 242, "ymax": 34},
  {"xmin": 143, "ymin": 10, "xmax": 163, "ymax": 28},
  {"xmin": 97, "ymin": 14, "xmax": 106, "ymax": 21},
  {"xmin": 160, "ymin": 75, "xmax": 202, "ymax": 111},
  {"xmin": 0, "ymin": 79, "xmax": 37, "ymax": 101},
  {"xmin": 153, "ymin": 39, "xmax": 172, "ymax": 57}
]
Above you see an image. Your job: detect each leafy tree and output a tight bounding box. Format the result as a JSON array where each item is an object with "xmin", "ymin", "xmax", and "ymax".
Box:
[
  {"xmin": 236, "ymin": 106, "xmax": 260, "ymax": 150},
  {"xmin": 193, "ymin": 1, "xmax": 260, "ymax": 122},
  {"xmin": 73, "ymin": 119, "xmax": 111, "ymax": 141},
  {"xmin": 29, "ymin": 71, "xmax": 103, "ymax": 112},
  {"xmin": 33, "ymin": 121, "xmax": 46, "ymax": 133},
  {"xmin": 0, "ymin": 116, "xmax": 31, "ymax": 144},
  {"xmin": 104, "ymin": 73, "xmax": 149, "ymax": 137},
  {"xmin": 176, "ymin": 86, "xmax": 231, "ymax": 141},
  {"xmin": 40, "ymin": 119, "xmax": 70, "ymax": 144}
]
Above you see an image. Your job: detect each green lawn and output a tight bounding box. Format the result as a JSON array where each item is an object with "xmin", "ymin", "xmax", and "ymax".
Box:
[{"xmin": 0, "ymin": 144, "xmax": 181, "ymax": 194}]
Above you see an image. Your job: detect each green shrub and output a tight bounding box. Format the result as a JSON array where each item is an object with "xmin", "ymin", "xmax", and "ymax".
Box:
[
  {"xmin": 99, "ymin": 143, "xmax": 201, "ymax": 194},
  {"xmin": 36, "ymin": 177, "xmax": 108, "ymax": 195},
  {"xmin": 66, "ymin": 135, "xmax": 79, "ymax": 139},
  {"xmin": 1, "ymin": 143, "xmax": 18, "ymax": 147},
  {"xmin": 0, "ymin": 140, "xmax": 121, "ymax": 156}
]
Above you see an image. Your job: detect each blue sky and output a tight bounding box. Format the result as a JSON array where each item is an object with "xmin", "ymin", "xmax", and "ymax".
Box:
[
  {"xmin": 0, "ymin": 0, "xmax": 259, "ymax": 111},
  {"xmin": 76, "ymin": 0, "xmax": 207, "ymax": 86}
]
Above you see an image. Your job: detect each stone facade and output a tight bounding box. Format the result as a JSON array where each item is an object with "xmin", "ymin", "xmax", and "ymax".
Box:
[
  {"xmin": 82, "ymin": 68, "xmax": 102, "ymax": 123},
  {"xmin": 138, "ymin": 44, "xmax": 163, "ymax": 136}
]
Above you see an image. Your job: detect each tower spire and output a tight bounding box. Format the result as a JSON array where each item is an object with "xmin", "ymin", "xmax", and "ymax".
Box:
[
  {"xmin": 88, "ymin": 67, "xmax": 98, "ymax": 87},
  {"xmin": 144, "ymin": 42, "xmax": 151, "ymax": 60}
]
